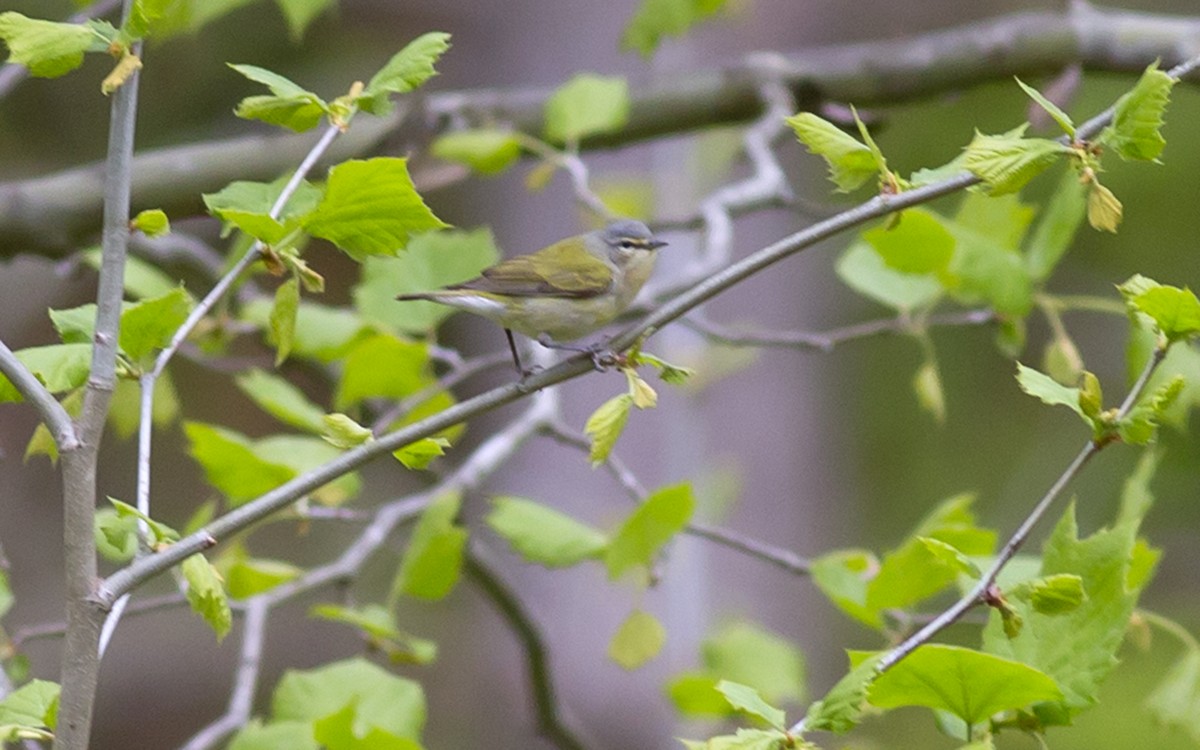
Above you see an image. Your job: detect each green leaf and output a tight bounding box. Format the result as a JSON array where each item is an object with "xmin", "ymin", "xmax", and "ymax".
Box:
[
  {"xmin": 359, "ymin": 32, "xmax": 452, "ymax": 116},
  {"xmin": 430, "ymin": 129, "xmax": 522, "ymax": 175},
  {"xmin": 183, "ymin": 422, "xmax": 297, "ymax": 504},
  {"xmin": 119, "ymin": 286, "xmax": 192, "ymax": 362},
  {"xmin": 274, "ymin": 0, "xmax": 335, "ymax": 41},
  {"xmin": 786, "ymin": 112, "xmax": 878, "ymax": 192},
  {"xmin": 1015, "ymin": 78, "xmax": 1075, "ymax": 137},
  {"xmin": 270, "ymin": 276, "xmax": 300, "ymax": 366},
  {"xmin": 1101, "ymin": 63, "xmax": 1175, "ymax": 162},
  {"xmin": 918, "ymin": 536, "xmax": 981, "ymax": 578},
  {"xmin": 0, "ymin": 343, "xmax": 92, "ymax": 403},
  {"xmin": 803, "ymin": 651, "xmax": 882, "ymax": 733},
  {"xmin": 334, "ymin": 334, "xmax": 432, "ymax": 410},
  {"xmin": 393, "ymin": 493, "xmax": 466, "ymax": 601},
  {"xmin": 544, "ymin": 73, "xmax": 630, "ymax": 144},
  {"xmin": 228, "ymin": 720, "xmax": 319, "ymax": 750},
  {"xmin": 703, "ymin": 622, "xmax": 805, "ymax": 706},
  {"xmin": 132, "ymin": 208, "xmax": 170, "ymax": 237},
  {"xmin": 124, "ymin": 0, "xmax": 173, "ymax": 39},
  {"xmin": 80, "ymin": 247, "xmax": 187, "ymax": 301},
  {"xmin": 1015, "ymin": 363, "xmax": 1087, "ymax": 421},
  {"xmin": 202, "ymin": 177, "xmax": 322, "ymax": 244},
  {"xmin": 234, "ymin": 368, "xmax": 327, "ymax": 433},
  {"xmin": 810, "ymin": 549, "xmax": 877, "ymax": 626},
  {"xmin": 223, "ymin": 555, "xmax": 302, "ymax": 599},
  {"xmin": 836, "ymin": 241, "xmax": 942, "ymax": 311},
  {"xmin": 0, "ymin": 679, "xmax": 59, "ymax": 729},
  {"xmin": 312, "ymin": 702, "xmax": 421, "ymax": 750},
  {"xmin": 1025, "ymin": 168, "xmax": 1087, "ymax": 281},
  {"xmin": 1132, "ymin": 285, "xmax": 1200, "ymax": 341},
  {"xmin": 181, "ymin": 553, "xmax": 232, "ymax": 641},
  {"xmin": 962, "ymin": 125, "xmax": 1070, "ymax": 195},
  {"xmin": 1086, "ymin": 180, "xmax": 1123, "ymax": 233},
  {"xmin": 108, "ymin": 497, "xmax": 179, "ymax": 546},
  {"xmin": 310, "ymin": 604, "xmax": 437, "ymax": 665},
  {"xmin": 943, "ymin": 196, "xmax": 1035, "ymax": 316},
  {"xmin": 678, "ymin": 728, "xmax": 789, "ymax": 750},
  {"xmin": 95, "ymin": 507, "xmax": 138, "ymax": 562},
  {"xmin": 486, "ymin": 497, "xmax": 608, "ymax": 568},
  {"xmin": 604, "ymin": 483, "xmax": 695, "ymax": 580},
  {"xmin": 1145, "ymin": 650, "xmax": 1200, "ymax": 742},
  {"xmin": 322, "ymin": 413, "xmax": 373, "ymax": 449},
  {"xmin": 272, "ymin": 657, "xmax": 425, "ymax": 741},
  {"xmin": 1028, "ymin": 573, "xmax": 1085, "ymax": 614},
  {"xmin": 630, "ymin": 351, "xmax": 695, "ymax": 385},
  {"xmin": 667, "ymin": 673, "xmax": 730, "ymax": 717},
  {"xmin": 229, "ymin": 63, "xmax": 328, "ymax": 132},
  {"xmin": 305, "ymin": 158, "xmax": 449, "ymax": 261},
  {"xmin": 621, "ymin": 0, "xmax": 729, "ymax": 57},
  {"xmin": 253, "ymin": 434, "xmax": 361, "ymax": 506},
  {"xmin": 982, "ymin": 487, "xmax": 1158, "ymax": 712},
  {"xmin": 869, "ymin": 644, "xmax": 1062, "ymax": 725},
  {"xmin": 912, "ymin": 360, "xmax": 946, "ymax": 423},
  {"xmin": 715, "ymin": 680, "xmax": 786, "ymax": 731},
  {"xmin": 354, "ymin": 228, "xmax": 500, "ymax": 334},
  {"xmin": 0, "ymin": 12, "xmax": 106, "ymax": 78},
  {"xmin": 584, "ymin": 393, "xmax": 633, "ymax": 466},
  {"xmin": 864, "ymin": 209, "xmax": 955, "ymax": 275},
  {"xmin": 392, "ymin": 437, "xmax": 449, "ymax": 470},
  {"xmin": 242, "ymin": 300, "xmax": 373, "ymax": 363},
  {"xmin": 609, "ymin": 610, "xmax": 667, "ymax": 670}
]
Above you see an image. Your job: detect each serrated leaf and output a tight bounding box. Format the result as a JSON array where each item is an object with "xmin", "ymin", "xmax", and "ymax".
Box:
[
  {"xmin": 95, "ymin": 508, "xmax": 138, "ymax": 562},
  {"xmin": 786, "ymin": 112, "xmax": 878, "ymax": 192},
  {"xmin": 864, "ymin": 209, "xmax": 955, "ymax": 275},
  {"xmin": 1132, "ymin": 285, "xmax": 1200, "ymax": 341},
  {"xmin": 1028, "ymin": 573, "xmax": 1085, "ymax": 614},
  {"xmin": 0, "ymin": 343, "xmax": 92, "ymax": 403},
  {"xmin": 0, "ymin": 12, "xmax": 104, "ymax": 78},
  {"xmin": 234, "ymin": 368, "xmax": 326, "ymax": 433},
  {"xmin": 678, "ymin": 728, "xmax": 788, "ymax": 750},
  {"xmin": 305, "ymin": 158, "xmax": 449, "ymax": 260},
  {"xmin": 430, "ymin": 129, "xmax": 522, "ymax": 175},
  {"xmin": 270, "ymin": 276, "xmax": 300, "ymax": 366},
  {"xmin": 228, "ymin": 63, "xmax": 329, "ymax": 132},
  {"xmin": 183, "ymin": 422, "xmax": 297, "ymax": 504},
  {"xmin": 272, "ymin": 657, "xmax": 425, "ymax": 741},
  {"xmin": 393, "ymin": 493, "xmax": 466, "ymax": 601},
  {"xmin": 584, "ymin": 393, "xmax": 633, "ymax": 466},
  {"xmin": 918, "ymin": 536, "xmax": 980, "ymax": 578},
  {"xmin": 626, "ymin": 369, "xmax": 658, "ymax": 409},
  {"xmin": 869, "ymin": 644, "xmax": 1062, "ymax": 725},
  {"xmin": 715, "ymin": 680, "xmax": 785, "ymax": 731},
  {"xmin": 109, "ymin": 497, "xmax": 179, "ymax": 546},
  {"xmin": 202, "ymin": 177, "xmax": 322, "ymax": 244},
  {"xmin": 1015, "ymin": 363, "xmax": 1087, "ymax": 421},
  {"xmin": 274, "ymin": 0, "xmax": 335, "ymax": 41},
  {"xmin": 836, "ymin": 241, "xmax": 942, "ymax": 311},
  {"xmin": 392, "ymin": 437, "xmax": 449, "ymax": 470},
  {"xmin": 359, "ymin": 32, "xmax": 452, "ymax": 116},
  {"xmin": 544, "ymin": 73, "xmax": 630, "ymax": 144},
  {"xmin": 609, "ymin": 610, "xmax": 666, "ymax": 670},
  {"xmin": 621, "ymin": 0, "xmax": 729, "ymax": 57},
  {"xmin": 310, "ymin": 604, "xmax": 437, "ymax": 665},
  {"xmin": 181, "ymin": 553, "xmax": 232, "ymax": 641},
  {"xmin": 132, "ymin": 208, "xmax": 170, "ymax": 237},
  {"xmin": 1101, "ymin": 63, "xmax": 1175, "ymax": 162},
  {"xmin": 0, "ymin": 679, "xmax": 59, "ymax": 730},
  {"xmin": 633, "ymin": 351, "xmax": 695, "ymax": 385},
  {"xmin": 355, "ymin": 228, "xmax": 499, "ymax": 333},
  {"xmin": 963, "ymin": 126, "xmax": 1070, "ymax": 195},
  {"xmin": 1015, "ymin": 78, "xmax": 1075, "ymax": 137},
  {"xmin": 1086, "ymin": 181, "xmax": 1122, "ymax": 233},
  {"xmin": 486, "ymin": 497, "xmax": 607, "ymax": 568},
  {"xmin": 604, "ymin": 483, "xmax": 695, "ymax": 580},
  {"xmin": 119, "ymin": 286, "xmax": 192, "ymax": 362},
  {"xmin": 802, "ymin": 651, "xmax": 882, "ymax": 733}
]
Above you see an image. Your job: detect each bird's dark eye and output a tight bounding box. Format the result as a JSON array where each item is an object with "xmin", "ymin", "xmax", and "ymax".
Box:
[{"xmin": 619, "ymin": 239, "xmax": 638, "ymax": 249}]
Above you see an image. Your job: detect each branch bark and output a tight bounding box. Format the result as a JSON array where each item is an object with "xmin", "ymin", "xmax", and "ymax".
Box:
[{"xmin": 2, "ymin": 6, "xmax": 1199, "ymax": 257}]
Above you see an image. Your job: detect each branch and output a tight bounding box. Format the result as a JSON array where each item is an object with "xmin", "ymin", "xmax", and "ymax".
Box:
[
  {"xmin": 5, "ymin": 6, "xmax": 1200, "ymax": 256},
  {"xmin": 465, "ymin": 545, "xmax": 589, "ymax": 750},
  {"xmin": 95, "ymin": 51, "xmax": 1200, "ymax": 608},
  {"xmin": 0, "ymin": 338, "xmax": 77, "ymax": 449},
  {"xmin": 789, "ymin": 342, "xmax": 1171, "ymax": 735}
]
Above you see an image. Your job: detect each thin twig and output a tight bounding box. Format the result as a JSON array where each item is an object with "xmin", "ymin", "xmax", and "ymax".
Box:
[
  {"xmin": 0, "ymin": 338, "xmax": 77, "ymax": 449},
  {"xmin": 465, "ymin": 544, "xmax": 589, "ymax": 750}
]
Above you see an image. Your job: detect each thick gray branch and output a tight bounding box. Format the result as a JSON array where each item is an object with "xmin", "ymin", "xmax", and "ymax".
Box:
[{"xmin": 3, "ymin": 6, "xmax": 1200, "ymax": 257}]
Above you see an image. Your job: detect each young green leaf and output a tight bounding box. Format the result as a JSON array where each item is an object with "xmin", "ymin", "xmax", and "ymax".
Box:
[
  {"xmin": 359, "ymin": 32, "xmax": 452, "ymax": 116},
  {"xmin": 609, "ymin": 610, "xmax": 667, "ymax": 670},
  {"xmin": 0, "ymin": 343, "xmax": 92, "ymax": 403},
  {"xmin": 1025, "ymin": 168, "xmax": 1087, "ymax": 281},
  {"xmin": 1015, "ymin": 78, "xmax": 1075, "ymax": 137},
  {"xmin": 310, "ymin": 604, "xmax": 437, "ymax": 665},
  {"xmin": 868, "ymin": 644, "xmax": 1062, "ymax": 725},
  {"xmin": 667, "ymin": 673, "xmax": 730, "ymax": 717},
  {"xmin": 81, "ymin": 248, "xmax": 185, "ymax": 301},
  {"xmin": 234, "ymin": 368, "xmax": 327, "ymax": 434},
  {"xmin": 430, "ymin": 129, "xmax": 522, "ymax": 175},
  {"xmin": 1145, "ymin": 650, "xmax": 1200, "ymax": 742},
  {"xmin": 0, "ymin": 679, "xmax": 60, "ymax": 732},
  {"xmin": 1132, "ymin": 285, "xmax": 1200, "ymax": 342},
  {"xmin": 604, "ymin": 483, "xmax": 695, "ymax": 580},
  {"xmin": 0, "ymin": 12, "xmax": 108, "ymax": 78},
  {"xmin": 863, "ymin": 209, "xmax": 955, "ymax": 275},
  {"xmin": 1028, "ymin": 573, "xmax": 1085, "ymax": 614},
  {"xmin": 1086, "ymin": 180, "xmax": 1122, "ymax": 233},
  {"xmin": 131, "ymin": 208, "xmax": 170, "ymax": 237},
  {"xmin": 183, "ymin": 422, "xmax": 297, "ymax": 504},
  {"xmin": 321, "ymin": 413, "xmax": 373, "ymax": 449},
  {"xmin": 119, "ymin": 286, "xmax": 192, "ymax": 362},
  {"xmin": 486, "ymin": 497, "xmax": 608, "ymax": 568},
  {"xmin": 202, "ymin": 177, "xmax": 323, "ymax": 244},
  {"xmin": 702, "ymin": 622, "xmax": 806, "ymax": 706},
  {"xmin": 271, "ymin": 657, "xmax": 425, "ymax": 742},
  {"xmin": 835, "ymin": 241, "xmax": 942, "ymax": 312},
  {"xmin": 912, "ymin": 359, "xmax": 946, "ymax": 423},
  {"xmin": 543, "ymin": 73, "xmax": 630, "ymax": 144},
  {"xmin": 393, "ymin": 493, "xmax": 466, "ymax": 601},
  {"xmin": 253, "ymin": 434, "xmax": 361, "ymax": 507},
  {"xmin": 270, "ymin": 276, "xmax": 300, "ymax": 366},
  {"xmin": 334, "ymin": 334, "xmax": 432, "ymax": 410},
  {"xmin": 786, "ymin": 112, "xmax": 878, "ymax": 192},
  {"xmin": 630, "ymin": 350, "xmax": 695, "ymax": 385},
  {"xmin": 678, "ymin": 728, "xmax": 788, "ymax": 750},
  {"xmin": 802, "ymin": 651, "xmax": 882, "ymax": 733},
  {"xmin": 1100, "ymin": 63, "xmax": 1175, "ymax": 162},
  {"xmin": 962, "ymin": 125, "xmax": 1070, "ymax": 195},
  {"xmin": 715, "ymin": 680, "xmax": 786, "ymax": 731},
  {"xmin": 242, "ymin": 300, "xmax": 373, "ymax": 363},
  {"xmin": 392, "ymin": 437, "xmax": 450, "ymax": 470},
  {"xmin": 621, "ymin": 0, "xmax": 729, "ymax": 57},
  {"xmin": 274, "ymin": 0, "xmax": 335, "ymax": 41},
  {"xmin": 304, "ymin": 158, "xmax": 449, "ymax": 260},
  {"xmin": 109, "ymin": 497, "xmax": 179, "ymax": 547},
  {"xmin": 584, "ymin": 393, "xmax": 633, "ymax": 466},
  {"xmin": 228, "ymin": 63, "xmax": 329, "ymax": 132},
  {"xmin": 181, "ymin": 553, "xmax": 232, "ymax": 641},
  {"xmin": 1015, "ymin": 363, "xmax": 1087, "ymax": 421}
]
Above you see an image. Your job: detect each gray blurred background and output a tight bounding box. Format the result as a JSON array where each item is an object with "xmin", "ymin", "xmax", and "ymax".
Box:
[{"xmin": 1, "ymin": 0, "xmax": 1198, "ymax": 748}]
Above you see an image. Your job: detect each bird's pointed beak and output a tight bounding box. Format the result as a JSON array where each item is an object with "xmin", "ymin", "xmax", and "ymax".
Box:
[{"xmin": 649, "ymin": 239, "xmax": 668, "ymax": 249}]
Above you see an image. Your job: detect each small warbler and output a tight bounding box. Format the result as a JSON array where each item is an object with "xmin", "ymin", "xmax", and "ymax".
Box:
[{"xmin": 397, "ymin": 219, "xmax": 667, "ymax": 373}]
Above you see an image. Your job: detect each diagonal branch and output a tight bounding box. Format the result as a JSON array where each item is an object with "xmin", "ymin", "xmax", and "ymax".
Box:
[
  {"xmin": 0, "ymin": 339, "xmax": 77, "ymax": 449},
  {"xmin": 4, "ymin": 6, "xmax": 1200, "ymax": 257}
]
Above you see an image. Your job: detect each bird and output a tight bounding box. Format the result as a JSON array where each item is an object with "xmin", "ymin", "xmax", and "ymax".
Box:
[{"xmin": 396, "ymin": 219, "xmax": 667, "ymax": 374}]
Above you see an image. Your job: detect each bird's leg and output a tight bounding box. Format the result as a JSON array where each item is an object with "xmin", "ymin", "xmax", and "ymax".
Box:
[
  {"xmin": 505, "ymin": 329, "xmax": 530, "ymax": 376},
  {"xmin": 535, "ymin": 333, "xmax": 617, "ymax": 371}
]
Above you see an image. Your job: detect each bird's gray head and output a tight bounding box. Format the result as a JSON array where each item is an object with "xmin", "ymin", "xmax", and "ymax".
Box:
[{"xmin": 597, "ymin": 219, "xmax": 668, "ymax": 254}]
